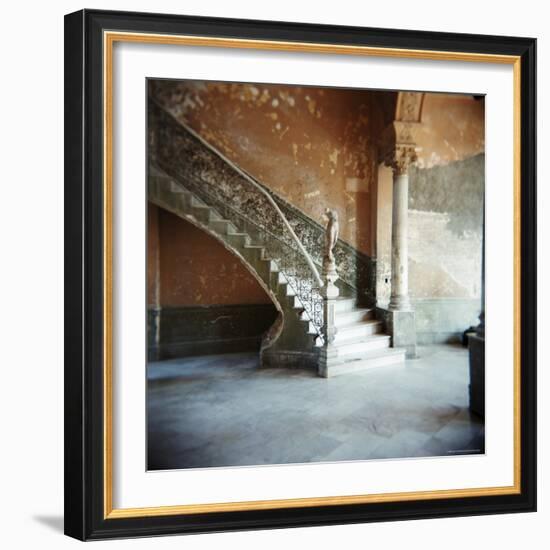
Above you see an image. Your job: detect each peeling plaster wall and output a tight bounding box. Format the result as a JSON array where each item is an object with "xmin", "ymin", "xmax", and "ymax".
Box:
[
  {"xmin": 152, "ymin": 205, "xmax": 272, "ymax": 307},
  {"xmin": 150, "ymin": 80, "xmax": 381, "ymax": 256},
  {"xmin": 415, "ymin": 94, "xmax": 485, "ymax": 170},
  {"xmin": 408, "ymin": 154, "xmax": 484, "ymax": 343},
  {"xmin": 409, "ymin": 154, "xmax": 484, "ymax": 301}
]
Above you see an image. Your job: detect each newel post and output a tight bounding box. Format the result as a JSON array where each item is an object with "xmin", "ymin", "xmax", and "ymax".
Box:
[{"xmin": 318, "ymin": 209, "xmax": 340, "ymax": 378}]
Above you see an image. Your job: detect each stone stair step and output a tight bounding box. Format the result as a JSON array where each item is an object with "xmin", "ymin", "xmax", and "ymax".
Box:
[
  {"xmin": 169, "ymin": 181, "xmax": 187, "ymax": 194},
  {"xmin": 189, "ymin": 205, "xmax": 213, "ymax": 224},
  {"xmin": 243, "ymin": 244, "xmax": 266, "ymax": 260},
  {"xmin": 225, "ymin": 220, "xmax": 239, "ymax": 233},
  {"xmin": 268, "ymin": 260, "xmax": 279, "ymax": 273},
  {"xmin": 269, "ymin": 271, "xmax": 280, "ymax": 289},
  {"xmin": 208, "ymin": 209, "xmax": 224, "ymax": 222},
  {"xmin": 226, "ymin": 232, "xmax": 251, "ymax": 247},
  {"xmin": 321, "ymin": 348, "xmax": 406, "ymax": 378},
  {"xmin": 298, "ymin": 310, "xmax": 309, "ymax": 321},
  {"xmin": 299, "ymin": 318, "xmax": 318, "ymax": 335},
  {"xmin": 335, "ymin": 308, "xmax": 374, "ymax": 327},
  {"xmin": 190, "ymin": 196, "xmax": 208, "ymax": 208},
  {"xmin": 334, "ymin": 320, "xmax": 382, "ymax": 342},
  {"xmin": 209, "ymin": 219, "xmax": 232, "ymax": 235},
  {"xmin": 333, "ymin": 334, "xmax": 391, "ymax": 356},
  {"xmin": 284, "ymin": 282, "xmax": 296, "ymax": 296},
  {"xmin": 333, "ymin": 297, "xmax": 357, "ymax": 313},
  {"xmin": 253, "ymin": 261, "xmax": 272, "ymax": 281}
]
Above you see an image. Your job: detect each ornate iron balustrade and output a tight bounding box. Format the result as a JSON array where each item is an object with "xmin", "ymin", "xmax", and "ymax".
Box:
[{"xmin": 150, "ymin": 101, "xmax": 326, "ymax": 339}]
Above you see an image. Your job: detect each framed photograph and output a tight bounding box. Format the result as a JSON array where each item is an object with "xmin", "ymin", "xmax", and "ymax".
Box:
[{"xmin": 64, "ymin": 9, "xmax": 536, "ymax": 540}]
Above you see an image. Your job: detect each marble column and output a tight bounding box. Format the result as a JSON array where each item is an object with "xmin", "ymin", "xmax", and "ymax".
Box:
[
  {"xmin": 383, "ymin": 144, "xmax": 418, "ymax": 358},
  {"xmin": 389, "ymin": 170, "xmax": 412, "ymax": 311},
  {"xmin": 387, "ymin": 144, "xmax": 417, "ymax": 311}
]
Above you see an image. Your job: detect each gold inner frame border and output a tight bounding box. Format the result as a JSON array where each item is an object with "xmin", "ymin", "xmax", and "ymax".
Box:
[{"xmin": 102, "ymin": 30, "xmax": 522, "ymax": 519}]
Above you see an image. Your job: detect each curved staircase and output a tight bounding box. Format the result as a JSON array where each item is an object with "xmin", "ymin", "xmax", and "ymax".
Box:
[
  {"xmin": 149, "ymin": 165, "xmax": 406, "ymax": 376},
  {"xmin": 149, "ymin": 167, "xmax": 321, "ymax": 369}
]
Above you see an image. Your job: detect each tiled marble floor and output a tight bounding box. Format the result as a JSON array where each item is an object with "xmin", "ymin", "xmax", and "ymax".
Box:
[{"xmin": 147, "ymin": 344, "xmax": 484, "ymax": 470}]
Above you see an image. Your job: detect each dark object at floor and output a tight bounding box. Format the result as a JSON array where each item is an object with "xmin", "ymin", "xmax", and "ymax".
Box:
[
  {"xmin": 468, "ymin": 334, "xmax": 485, "ymax": 418},
  {"xmin": 462, "ymin": 326, "xmax": 477, "ymax": 346}
]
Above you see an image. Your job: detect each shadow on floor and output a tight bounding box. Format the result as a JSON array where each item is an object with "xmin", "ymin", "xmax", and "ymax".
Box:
[{"xmin": 33, "ymin": 515, "xmax": 64, "ymax": 533}]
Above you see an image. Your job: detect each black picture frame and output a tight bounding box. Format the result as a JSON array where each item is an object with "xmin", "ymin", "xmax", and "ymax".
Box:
[{"xmin": 64, "ymin": 9, "xmax": 536, "ymax": 541}]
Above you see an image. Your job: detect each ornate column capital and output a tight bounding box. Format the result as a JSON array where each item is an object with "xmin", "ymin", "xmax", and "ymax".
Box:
[
  {"xmin": 384, "ymin": 143, "xmax": 419, "ymax": 176},
  {"xmin": 379, "ymin": 119, "xmax": 421, "ymax": 176}
]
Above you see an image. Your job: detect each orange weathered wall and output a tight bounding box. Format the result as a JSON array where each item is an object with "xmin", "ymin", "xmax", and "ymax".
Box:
[
  {"xmin": 415, "ymin": 93, "xmax": 485, "ymax": 169},
  {"xmin": 151, "ymin": 80, "xmax": 381, "ymax": 256},
  {"xmin": 148, "ymin": 203, "xmax": 271, "ymax": 307}
]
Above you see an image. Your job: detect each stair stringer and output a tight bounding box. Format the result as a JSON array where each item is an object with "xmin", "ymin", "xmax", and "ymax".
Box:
[{"xmin": 149, "ymin": 172, "xmax": 320, "ymax": 369}]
